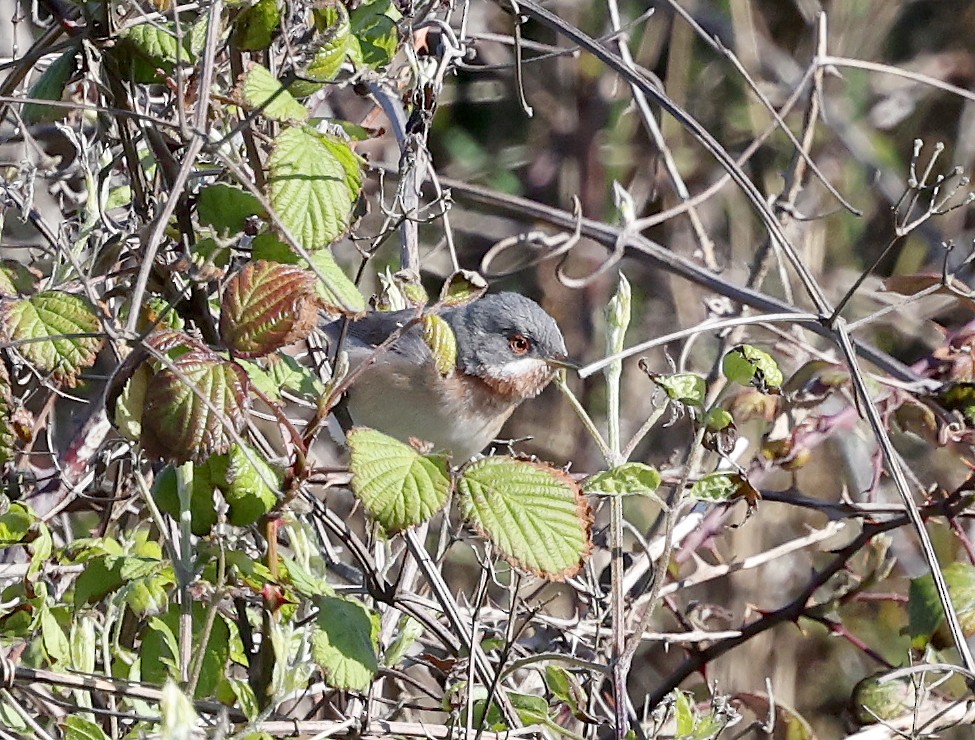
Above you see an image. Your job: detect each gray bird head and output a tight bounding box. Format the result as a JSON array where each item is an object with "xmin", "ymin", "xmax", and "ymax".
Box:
[{"xmin": 444, "ymin": 293, "xmax": 568, "ymax": 399}]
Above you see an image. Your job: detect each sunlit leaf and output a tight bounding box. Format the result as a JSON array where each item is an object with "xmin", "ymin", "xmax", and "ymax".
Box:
[
  {"xmin": 851, "ymin": 672, "xmax": 919, "ymax": 725},
  {"xmin": 438, "ymin": 270, "xmax": 487, "ymax": 308},
  {"xmin": 422, "ymin": 314, "xmax": 456, "ymax": 377},
  {"xmin": 2, "ymin": 291, "xmax": 103, "ymax": 386},
  {"xmin": 348, "ymin": 427, "xmax": 452, "ymax": 532},
  {"xmin": 584, "ymin": 463, "xmax": 663, "ymax": 503},
  {"xmin": 457, "ymin": 457, "xmax": 593, "ymax": 580},
  {"xmin": 649, "ymin": 372, "xmax": 706, "ymax": 407},
  {"xmin": 0, "ymin": 503, "xmax": 34, "ymax": 546},
  {"xmin": 723, "ymin": 345, "xmax": 783, "ymax": 393},
  {"xmin": 221, "ymin": 443, "xmax": 282, "ymax": 526},
  {"xmin": 64, "ymin": 716, "xmax": 110, "ymax": 740},
  {"xmin": 350, "ymin": 0, "xmax": 399, "ymax": 68},
  {"xmin": 268, "ymin": 125, "xmax": 363, "ymax": 250},
  {"xmin": 237, "ymin": 63, "xmax": 308, "ymax": 122},
  {"xmin": 305, "ymin": 2, "xmax": 353, "ymax": 83},
  {"xmin": 231, "ymin": 0, "xmax": 280, "ymax": 50}
]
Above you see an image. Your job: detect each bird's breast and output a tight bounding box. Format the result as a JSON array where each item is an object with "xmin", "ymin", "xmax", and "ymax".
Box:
[{"xmin": 342, "ymin": 356, "xmax": 520, "ymax": 460}]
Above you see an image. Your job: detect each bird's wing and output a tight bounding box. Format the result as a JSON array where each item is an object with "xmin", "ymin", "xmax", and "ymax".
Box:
[{"xmin": 321, "ymin": 310, "xmax": 432, "ymax": 365}]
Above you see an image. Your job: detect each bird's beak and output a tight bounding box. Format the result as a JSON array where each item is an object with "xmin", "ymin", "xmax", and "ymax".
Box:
[{"xmin": 546, "ymin": 354, "xmax": 580, "ymax": 372}]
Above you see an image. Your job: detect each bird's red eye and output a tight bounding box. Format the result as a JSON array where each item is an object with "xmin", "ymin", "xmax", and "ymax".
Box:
[{"xmin": 509, "ymin": 334, "xmax": 531, "ymax": 355}]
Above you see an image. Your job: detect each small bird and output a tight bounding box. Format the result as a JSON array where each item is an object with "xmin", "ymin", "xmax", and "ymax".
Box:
[{"xmin": 325, "ymin": 292, "xmax": 569, "ymax": 460}]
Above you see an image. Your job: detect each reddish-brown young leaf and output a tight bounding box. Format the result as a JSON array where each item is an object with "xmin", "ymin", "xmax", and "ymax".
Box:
[
  {"xmin": 220, "ymin": 261, "xmax": 319, "ymax": 358},
  {"xmin": 141, "ymin": 351, "xmax": 250, "ymax": 463}
]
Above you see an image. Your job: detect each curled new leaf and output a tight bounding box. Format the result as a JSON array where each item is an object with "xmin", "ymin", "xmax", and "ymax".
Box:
[
  {"xmin": 584, "ymin": 462, "xmax": 664, "ymax": 505},
  {"xmin": 348, "ymin": 427, "xmax": 452, "ymax": 533},
  {"xmin": 220, "ymin": 260, "xmax": 319, "ymax": 358},
  {"xmin": 438, "ymin": 270, "xmax": 488, "ymax": 308},
  {"xmin": 457, "ymin": 457, "xmax": 593, "ymax": 580},
  {"xmin": 141, "ymin": 351, "xmax": 250, "ymax": 464},
  {"xmin": 647, "ymin": 371, "xmax": 706, "ymax": 407},
  {"xmin": 2, "ymin": 291, "xmax": 103, "ymax": 387},
  {"xmin": 422, "ymin": 314, "xmax": 456, "ymax": 377},
  {"xmin": 723, "ymin": 345, "xmax": 783, "ymax": 393}
]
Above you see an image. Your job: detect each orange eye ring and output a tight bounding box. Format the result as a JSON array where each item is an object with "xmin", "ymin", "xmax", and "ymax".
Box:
[{"xmin": 509, "ymin": 334, "xmax": 531, "ymax": 355}]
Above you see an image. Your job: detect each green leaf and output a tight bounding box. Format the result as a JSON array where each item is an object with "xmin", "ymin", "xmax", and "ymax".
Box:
[
  {"xmin": 142, "ymin": 603, "xmax": 231, "ymax": 699},
  {"xmin": 851, "ymin": 672, "xmax": 920, "ymax": 724},
  {"xmin": 64, "ymin": 716, "xmax": 110, "ymax": 740},
  {"xmin": 0, "ymin": 261, "xmax": 35, "ymax": 296},
  {"xmin": 350, "ymin": 0, "xmax": 399, "ymax": 68},
  {"xmin": 674, "ymin": 690, "xmax": 695, "ymax": 736},
  {"xmin": 705, "ymin": 408, "xmax": 733, "ymax": 431},
  {"xmin": 265, "ymin": 353, "xmax": 325, "ymax": 398},
  {"xmin": 456, "ymin": 457, "xmax": 593, "ymax": 580},
  {"xmin": 283, "ymin": 556, "xmax": 331, "ymax": 598},
  {"xmin": 267, "ymin": 125, "xmax": 363, "ymax": 250},
  {"xmin": 908, "ymin": 561, "xmax": 975, "ymax": 649},
  {"xmin": 220, "ymin": 443, "xmax": 282, "ymax": 526},
  {"xmin": 384, "ymin": 615, "xmax": 422, "ymax": 668},
  {"xmin": 161, "ymin": 681, "xmax": 199, "ymax": 736},
  {"xmin": 2, "ymin": 291, "xmax": 103, "ymax": 386},
  {"xmin": 114, "ymin": 362, "xmax": 150, "ymax": 442},
  {"xmin": 509, "ymin": 692, "xmax": 550, "ymax": 724},
  {"xmin": 545, "ymin": 665, "xmax": 575, "ymax": 704},
  {"xmin": 28, "ymin": 521, "xmax": 52, "ymax": 579},
  {"xmin": 73, "ymin": 556, "xmax": 125, "ymax": 609},
  {"xmin": 650, "ymin": 372, "xmax": 706, "ymax": 407},
  {"xmin": 438, "ymin": 270, "xmax": 487, "ymax": 308},
  {"xmin": 121, "ymin": 571, "xmax": 172, "ymax": 617},
  {"xmin": 220, "ymin": 260, "xmax": 319, "ymax": 358},
  {"xmin": 23, "ymin": 47, "xmax": 78, "ymax": 125},
  {"xmin": 311, "ymin": 595, "xmax": 379, "ymax": 691},
  {"xmin": 120, "ymin": 20, "xmax": 203, "ymax": 72},
  {"xmin": 40, "ymin": 606, "xmax": 69, "ymax": 664},
  {"xmin": 688, "ymin": 472, "xmax": 738, "ymax": 502},
  {"xmin": 305, "ymin": 2, "xmax": 353, "ymax": 83},
  {"xmin": 232, "ymin": 0, "xmax": 280, "ymax": 50},
  {"xmin": 723, "ymin": 345, "xmax": 783, "ymax": 393},
  {"xmin": 227, "ymin": 677, "xmax": 262, "ymax": 721},
  {"xmin": 141, "ymin": 351, "xmax": 250, "ymax": 464},
  {"xmin": 198, "ymin": 183, "xmax": 265, "ymax": 235},
  {"xmin": 154, "ymin": 463, "xmax": 219, "ymax": 536},
  {"xmin": 0, "ymin": 503, "xmax": 33, "ymax": 546},
  {"xmin": 307, "ymin": 248, "xmax": 367, "ymax": 315},
  {"xmin": 348, "ymin": 427, "xmax": 452, "ymax": 533},
  {"xmin": 584, "ymin": 462, "xmax": 662, "ymax": 500},
  {"xmin": 237, "ymin": 63, "xmax": 309, "ymax": 122},
  {"xmin": 69, "ymin": 616, "xmax": 96, "ymax": 674},
  {"xmin": 422, "ymin": 314, "xmax": 456, "ymax": 377}
]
